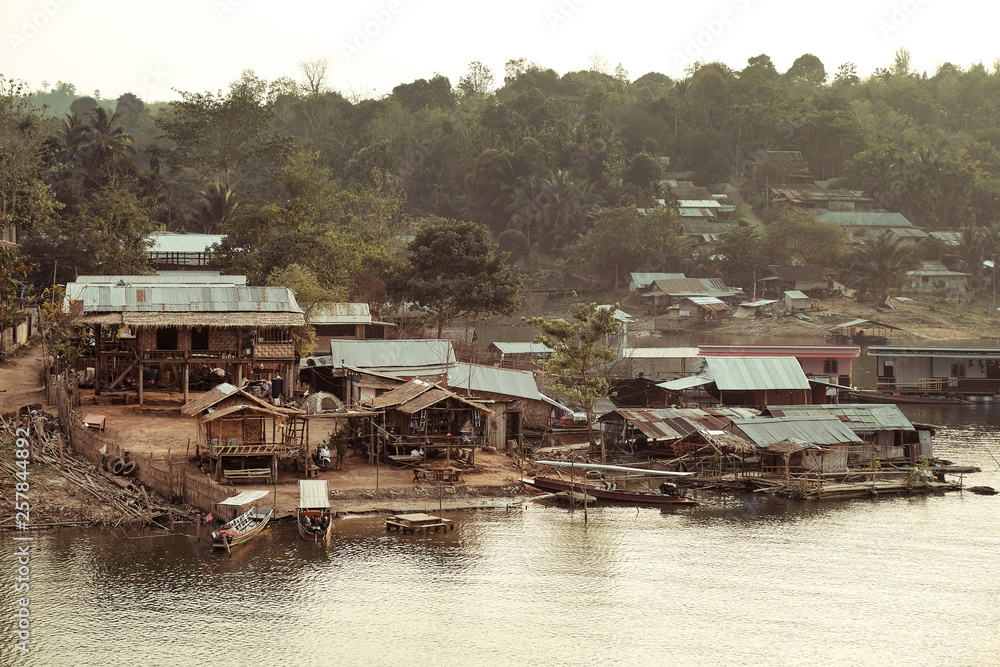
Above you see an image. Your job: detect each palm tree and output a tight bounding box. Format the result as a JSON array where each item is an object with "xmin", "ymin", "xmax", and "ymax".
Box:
[
  {"xmin": 80, "ymin": 106, "xmax": 135, "ymax": 178},
  {"xmin": 843, "ymin": 231, "xmax": 919, "ymax": 307}
]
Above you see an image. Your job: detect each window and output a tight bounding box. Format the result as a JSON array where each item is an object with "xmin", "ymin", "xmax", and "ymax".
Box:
[
  {"xmin": 823, "ymin": 358, "xmax": 838, "ymax": 373},
  {"xmin": 156, "ymin": 327, "xmax": 178, "ymax": 350},
  {"xmin": 191, "ymin": 326, "xmax": 209, "ymax": 351}
]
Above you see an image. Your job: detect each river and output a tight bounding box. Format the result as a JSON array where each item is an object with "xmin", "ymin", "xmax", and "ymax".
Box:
[{"xmin": 3, "ymin": 402, "xmax": 999, "ymax": 666}]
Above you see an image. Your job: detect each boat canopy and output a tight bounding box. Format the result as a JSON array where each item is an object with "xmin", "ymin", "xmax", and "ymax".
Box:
[
  {"xmin": 216, "ymin": 490, "xmax": 269, "ymax": 506},
  {"xmin": 298, "ymin": 480, "xmax": 331, "ymax": 509}
]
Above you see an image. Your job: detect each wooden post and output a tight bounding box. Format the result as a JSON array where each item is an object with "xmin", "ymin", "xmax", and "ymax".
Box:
[
  {"xmin": 183, "ymin": 364, "xmax": 189, "ymax": 404},
  {"xmin": 138, "ymin": 364, "xmax": 144, "ymax": 406},
  {"xmin": 57, "ymin": 433, "xmax": 64, "ymax": 468},
  {"xmin": 94, "ymin": 323, "xmax": 103, "ymax": 396}
]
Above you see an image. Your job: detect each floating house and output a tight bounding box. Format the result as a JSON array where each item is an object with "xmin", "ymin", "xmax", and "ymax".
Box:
[
  {"xmin": 698, "ymin": 345, "xmax": 860, "ymax": 389},
  {"xmin": 868, "ymin": 345, "xmax": 1000, "ymax": 397},
  {"xmin": 729, "ymin": 415, "xmax": 863, "ymax": 474},
  {"xmin": 658, "ymin": 356, "xmax": 833, "ymax": 407}
]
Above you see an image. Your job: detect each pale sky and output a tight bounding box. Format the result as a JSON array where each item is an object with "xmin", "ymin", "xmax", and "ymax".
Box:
[{"xmin": 2, "ymin": 0, "xmax": 997, "ymax": 102}]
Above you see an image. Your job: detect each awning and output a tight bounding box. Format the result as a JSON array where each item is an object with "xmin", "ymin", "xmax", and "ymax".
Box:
[
  {"xmin": 216, "ymin": 490, "xmax": 269, "ymax": 506},
  {"xmin": 298, "ymin": 480, "xmax": 331, "ymax": 509},
  {"xmin": 657, "ymin": 376, "xmax": 713, "ymax": 391}
]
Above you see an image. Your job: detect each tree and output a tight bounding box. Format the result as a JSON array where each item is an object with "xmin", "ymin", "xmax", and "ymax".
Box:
[
  {"xmin": 525, "ymin": 303, "xmax": 620, "ymax": 461},
  {"xmin": 840, "ymin": 231, "xmax": 919, "ymax": 306},
  {"xmin": 0, "ymin": 243, "xmax": 28, "ymax": 333},
  {"xmin": 299, "ymin": 58, "xmax": 330, "ymax": 95},
  {"xmin": 458, "ymin": 61, "xmax": 495, "ymax": 98},
  {"xmin": 764, "ymin": 207, "xmax": 847, "ymax": 266},
  {"xmin": 714, "ymin": 219, "xmax": 770, "ymax": 293},
  {"xmin": 579, "ymin": 206, "xmax": 686, "ymax": 290},
  {"xmin": 786, "ymin": 54, "xmax": 827, "ymax": 86},
  {"xmin": 267, "ymin": 263, "xmax": 342, "ymax": 356},
  {"xmin": 387, "ymin": 218, "xmax": 524, "ymax": 338}
]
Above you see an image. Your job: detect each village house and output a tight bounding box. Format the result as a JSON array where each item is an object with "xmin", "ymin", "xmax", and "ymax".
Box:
[
  {"xmin": 486, "ymin": 341, "xmax": 553, "ymax": 370},
  {"xmin": 66, "ymin": 273, "xmax": 304, "ymax": 405},
  {"xmin": 657, "ymin": 356, "xmax": 832, "ymax": 407},
  {"xmin": 816, "ymin": 210, "xmax": 929, "ymax": 246},
  {"xmin": 698, "ymin": 344, "xmax": 860, "ymax": 389},
  {"xmin": 676, "ymin": 219, "xmax": 737, "ymax": 248},
  {"xmin": 644, "ymin": 277, "xmax": 741, "ymax": 311},
  {"xmin": 619, "ymin": 347, "xmax": 702, "ymax": 383},
  {"xmin": 751, "ymin": 150, "xmax": 815, "ymax": 186},
  {"xmin": 446, "ymin": 362, "xmax": 551, "ymax": 451},
  {"xmin": 147, "ymin": 232, "xmax": 225, "ymax": 271},
  {"xmin": 599, "ymin": 406, "xmax": 755, "ymax": 457},
  {"xmin": 760, "ymin": 265, "xmax": 835, "ymax": 299},
  {"xmin": 628, "ymin": 272, "xmax": 685, "ymax": 295},
  {"xmin": 769, "ymin": 187, "xmax": 877, "ymax": 211},
  {"xmin": 301, "ymin": 339, "xmax": 457, "ymax": 408},
  {"xmin": 868, "ymin": 344, "xmax": 1000, "ymax": 396},
  {"xmin": 762, "ymin": 404, "xmax": 931, "ymax": 463},
  {"xmin": 307, "ymin": 303, "xmax": 393, "ymax": 352},
  {"xmin": 905, "ymin": 260, "xmax": 970, "ymax": 296},
  {"xmin": 728, "ymin": 415, "xmax": 864, "ymax": 474}
]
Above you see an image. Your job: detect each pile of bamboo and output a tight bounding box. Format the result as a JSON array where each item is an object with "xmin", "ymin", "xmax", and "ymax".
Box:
[{"xmin": 0, "ymin": 412, "xmax": 202, "ymax": 529}]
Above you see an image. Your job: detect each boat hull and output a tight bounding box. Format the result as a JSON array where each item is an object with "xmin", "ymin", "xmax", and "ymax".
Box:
[
  {"xmin": 212, "ymin": 507, "xmax": 273, "ymax": 549},
  {"xmin": 847, "ymin": 390, "xmax": 967, "ymax": 405},
  {"xmin": 523, "ymin": 476, "xmax": 697, "ymax": 506},
  {"xmin": 296, "ymin": 509, "xmax": 332, "ymax": 542}
]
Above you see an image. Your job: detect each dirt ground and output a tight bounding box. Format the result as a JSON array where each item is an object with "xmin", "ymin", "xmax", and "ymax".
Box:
[{"xmin": 0, "ymin": 349, "xmax": 527, "ymax": 523}]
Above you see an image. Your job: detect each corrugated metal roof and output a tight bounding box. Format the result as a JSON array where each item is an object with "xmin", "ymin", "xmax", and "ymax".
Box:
[
  {"xmin": 784, "ymin": 290, "xmax": 810, "ymax": 300},
  {"xmin": 630, "ymin": 272, "xmax": 685, "ymax": 288},
  {"xmin": 816, "ymin": 211, "xmax": 915, "ymax": 227},
  {"xmin": 298, "ymin": 480, "xmax": 331, "ymax": 509},
  {"xmin": 821, "ymin": 319, "xmax": 901, "ymax": 332},
  {"xmin": 69, "ymin": 285, "xmax": 302, "ymax": 313},
  {"xmin": 607, "ymin": 408, "xmax": 698, "ymax": 440},
  {"xmin": 735, "ymin": 300, "xmax": 779, "ymax": 307},
  {"xmin": 765, "ymin": 404, "xmax": 914, "ymax": 432},
  {"xmin": 369, "ymin": 379, "xmax": 436, "ymax": 409},
  {"xmin": 866, "ymin": 345, "xmax": 1000, "ymax": 359},
  {"xmin": 647, "ymin": 278, "xmax": 739, "ymax": 298},
  {"xmin": 622, "ymin": 347, "xmax": 700, "ymax": 359},
  {"xmin": 595, "ymin": 305, "xmax": 634, "ymax": 322},
  {"xmin": 699, "ymin": 345, "xmax": 860, "ymax": 359},
  {"xmin": 705, "ymin": 357, "xmax": 810, "ymax": 391},
  {"xmin": 681, "ymin": 296, "xmax": 729, "ymax": 310},
  {"xmin": 677, "ymin": 199, "xmax": 723, "ymax": 208},
  {"xmin": 732, "ymin": 416, "xmax": 863, "ymax": 445},
  {"xmin": 72, "ymin": 271, "xmax": 246, "ymax": 286},
  {"xmin": 398, "ymin": 387, "xmax": 454, "ymax": 414},
  {"xmin": 489, "ymin": 342, "xmax": 554, "ymax": 355},
  {"xmin": 147, "ymin": 233, "xmax": 226, "ymax": 253},
  {"xmin": 447, "ymin": 364, "xmax": 540, "ymax": 401},
  {"xmin": 308, "ymin": 303, "xmax": 371, "ymax": 325},
  {"xmin": 329, "ymin": 339, "xmax": 456, "ymax": 374}
]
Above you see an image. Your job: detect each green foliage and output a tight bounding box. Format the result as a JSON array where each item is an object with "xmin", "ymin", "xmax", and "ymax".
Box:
[
  {"xmin": 578, "ymin": 206, "xmax": 687, "ymax": 290},
  {"xmin": 525, "ymin": 303, "xmax": 620, "ymax": 439},
  {"xmin": 387, "ymin": 218, "xmax": 524, "ymax": 337},
  {"xmin": 763, "ymin": 207, "xmax": 846, "ymax": 266},
  {"xmin": 0, "ymin": 244, "xmax": 27, "ymax": 332},
  {"xmin": 715, "ymin": 219, "xmax": 769, "ymax": 292},
  {"xmin": 839, "ymin": 230, "xmax": 919, "ymax": 306},
  {"xmin": 267, "ymin": 263, "xmax": 340, "ymax": 356}
]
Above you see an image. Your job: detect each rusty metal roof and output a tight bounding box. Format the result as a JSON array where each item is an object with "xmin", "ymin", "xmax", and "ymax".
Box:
[
  {"xmin": 68, "ymin": 285, "xmax": 302, "ymax": 314},
  {"xmin": 764, "ymin": 404, "xmax": 914, "ymax": 433}
]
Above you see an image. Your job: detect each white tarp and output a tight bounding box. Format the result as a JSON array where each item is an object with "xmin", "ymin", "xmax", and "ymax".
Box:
[
  {"xmin": 298, "ymin": 480, "xmax": 331, "ymax": 509},
  {"xmin": 216, "ymin": 490, "xmax": 269, "ymax": 506}
]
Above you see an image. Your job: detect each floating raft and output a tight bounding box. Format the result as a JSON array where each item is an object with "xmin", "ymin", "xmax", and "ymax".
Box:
[{"xmin": 385, "ymin": 512, "xmax": 454, "ymax": 533}]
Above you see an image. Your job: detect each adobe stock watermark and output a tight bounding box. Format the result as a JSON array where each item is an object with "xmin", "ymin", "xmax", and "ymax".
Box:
[
  {"xmin": 11, "ymin": 424, "xmax": 33, "ymax": 654},
  {"xmin": 876, "ymin": 0, "xmax": 930, "ymax": 40},
  {"xmin": 130, "ymin": 65, "xmax": 169, "ymax": 102},
  {"xmin": 545, "ymin": 0, "xmax": 590, "ymax": 31},
  {"xmin": 7, "ymin": 0, "xmax": 73, "ymax": 52},
  {"xmin": 672, "ymin": 0, "xmax": 752, "ymax": 73},
  {"xmin": 213, "ymin": 0, "xmax": 249, "ymax": 21},
  {"xmin": 340, "ymin": 1, "xmax": 406, "ymax": 63}
]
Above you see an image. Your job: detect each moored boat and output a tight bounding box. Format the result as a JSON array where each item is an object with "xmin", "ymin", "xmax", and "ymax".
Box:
[
  {"xmin": 296, "ymin": 479, "xmax": 333, "ymax": 543},
  {"xmin": 212, "ymin": 505, "xmax": 273, "ymax": 550},
  {"xmin": 521, "ymin": 475, "xmax": 697, "ymax": 506},
  {"xmin": 847, "ymin": 390, "xmax": 967, "ymax": 405}
]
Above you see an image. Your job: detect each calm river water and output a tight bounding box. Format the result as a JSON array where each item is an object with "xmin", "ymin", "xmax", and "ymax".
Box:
[{"xmin": 4, "ymin": 404, "xmax": 1000, "ymax": 667}]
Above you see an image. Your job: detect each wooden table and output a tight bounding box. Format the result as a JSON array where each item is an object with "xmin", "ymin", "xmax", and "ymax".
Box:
[
  {"xmin": 387, "ymin": 454, "xmax": 423, "ymax": 469},
  {"xmin": 385, "ymin": 512, "xmax": 454, "ymax": 533},
  {"xmin": 82, "ymin": 414, "xmax": 106, "ymax": 432}
]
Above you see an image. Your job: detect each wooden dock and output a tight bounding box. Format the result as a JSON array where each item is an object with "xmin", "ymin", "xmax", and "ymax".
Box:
[{"xmin": 385, "ymin": 512, "xmax": 454, "ymax": 533}]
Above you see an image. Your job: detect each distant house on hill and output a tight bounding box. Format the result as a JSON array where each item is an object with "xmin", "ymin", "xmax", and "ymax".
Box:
[
  {"xmin": 761, "ymin": 265, "xmax": 834, "ymax": 298},
  {"xmin": 643, "ymin": 277, "xmax": 741, "ymax": 308},
  {"xmin": 752, "ymin": 150, "xmax": 815, "ymax": 186},
  {"xmin": 147, "ymin": 232, "xmax": 225, "ymax": 270},
  {"xmin": 629, "ymin": 272, "xmax": 685, "ymax": 294},
  {"xmin": 906, "ymin": 261, "xmax": 969, "ymax": 295},
  {"xmin": 815, "ymin": 211, "xmax": 928, "ymax": 246},
  {"xmin": 769, "ymin": 187, "xmax": 876, "ymax": 211}
]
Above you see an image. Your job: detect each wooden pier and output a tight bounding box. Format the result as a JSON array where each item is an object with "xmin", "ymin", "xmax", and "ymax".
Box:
[{"xmin": 385, "ymin": 512, "xmax": 454, "ymax": 533}]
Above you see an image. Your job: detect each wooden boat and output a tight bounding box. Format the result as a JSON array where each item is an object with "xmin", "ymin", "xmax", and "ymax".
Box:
[
  {"xmin": 211, "ymin": 505, "xmax": 273, "ymax": 550},
  {"xmin": 296, "ymin": 480, "xmax": 332, "ymax": 543},
  {"xmin": 521, "ymin": 475, "xmax": 697, "ymax": 506}
]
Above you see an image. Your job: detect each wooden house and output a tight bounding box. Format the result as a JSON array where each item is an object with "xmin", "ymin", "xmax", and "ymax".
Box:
[
  {"xmin": 658, "ymin": 356, "xmax": 829, "ymax": 407},
  {"xmin": 446, "ymin": 363, "xmax": 550, "ymax": 451},
  {"xmin": 365, "ymin": 379, "xmax": 493, "ymax": 465},
  {"xmin": 816, "ymin": 211, "xmax": 928, "ymax": 247},
  {"xmin": 729, "ymin": 415, "xmax": 863, "ymax": 474},
  {"xmin": 762, "ymin": 265, "xmax": 834, "ymax": 298},
  {"xmin": 147, "ymin": 233, "xmax": 225, "ymax": 270},
  {"xmin": 181, "ymin": 382, "xmax": 307, "ymax": 482},
  {"xmin": 307, "ymin": 303, "xmax": 394, "ymax": 353},
  {"xmin": 67, "ymin": 275, "xmax": 305, "ymax": 405},
  {"xmin": 698, "ymin": 344, "xmax": 860, "ymax": 389},
  {"xmin": 486, "ymin": 341, "xmax": 553, "ymax": 370},
  {"xmin": 906, "ymin": 261, "xmax": 970, "ymax": 296}
]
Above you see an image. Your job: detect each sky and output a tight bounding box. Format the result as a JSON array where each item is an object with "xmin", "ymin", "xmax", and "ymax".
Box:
[{"xmin": 2, "ymin": 0, "xmax": 999, "ymax": 102}]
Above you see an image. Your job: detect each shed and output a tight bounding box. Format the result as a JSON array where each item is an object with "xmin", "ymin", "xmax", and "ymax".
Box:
[{"xmin": 783, "ymin": 290, "xmax": 810, "ymax": 313}]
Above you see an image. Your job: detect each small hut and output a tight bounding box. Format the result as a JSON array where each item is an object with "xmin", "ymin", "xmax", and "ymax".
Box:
[{"xmin": 181, "ymin": 383, "xmax": 306, "ymax": 482}]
